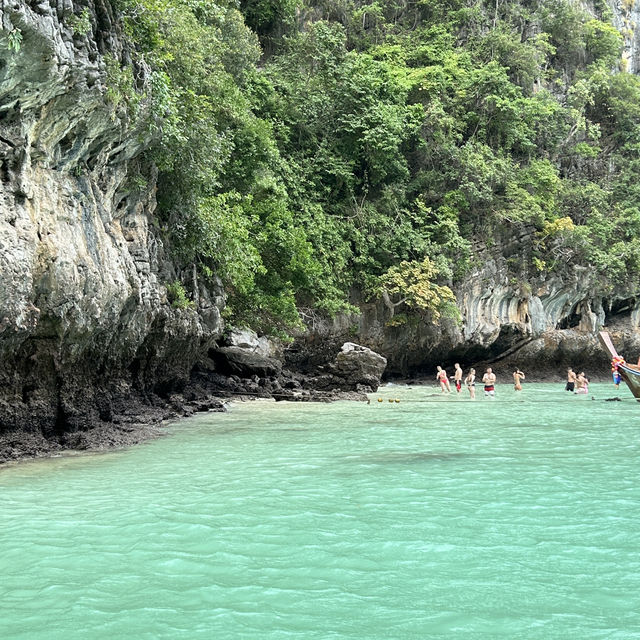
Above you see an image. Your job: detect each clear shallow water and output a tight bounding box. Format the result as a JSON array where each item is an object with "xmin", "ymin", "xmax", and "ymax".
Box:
[{"xmin": 1, "ymin": 383, "xmax": 640, "ymax": 639}]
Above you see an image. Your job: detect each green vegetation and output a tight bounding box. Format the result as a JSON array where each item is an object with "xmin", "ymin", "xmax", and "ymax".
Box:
[
  {"xmin": 67, "ymin": 8, "xmax": 92, "ymax": 35},
  {"xmin": 166, "ymin": 281, "xmax": 194, "ymax": 309},
  {"xmin": 8, "ymin": 28, "xmax": 23, "ymax": 52},
  {"xmin": 378, "ymin": 258, "xmax": 459, "ymax": 323},
  {"xmin": 108, "ymin": 0, "xmax": 640, "ymax": 332}
]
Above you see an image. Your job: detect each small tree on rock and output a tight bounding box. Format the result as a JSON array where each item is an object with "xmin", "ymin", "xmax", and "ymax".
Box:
[{"xmin": 378, "ymin": 257, "xmax": 458, "ymax": 322}]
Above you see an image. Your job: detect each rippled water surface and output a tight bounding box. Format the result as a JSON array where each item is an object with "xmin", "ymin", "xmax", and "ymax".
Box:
[{"xmin": 2, "ymin": 383, "xmax": 640, "ymax": 639}]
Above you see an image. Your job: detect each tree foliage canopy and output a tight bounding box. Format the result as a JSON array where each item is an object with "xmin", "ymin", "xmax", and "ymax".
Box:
[{"xmin": 110, "ymin": 0, "xmax": 640, "ymax": 332}]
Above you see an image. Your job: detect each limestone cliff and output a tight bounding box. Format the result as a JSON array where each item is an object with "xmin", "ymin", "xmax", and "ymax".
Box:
[
  {"xmin": 609, "ymin": 0, "xmax": 640, "ymax": 74},
  {"xmin": 0, "ymin": 0, "xmax": 223, "ymax": 453},
  {"xmin": 294, "ymin": 227, "xmax": 640, "ymax": 378}
]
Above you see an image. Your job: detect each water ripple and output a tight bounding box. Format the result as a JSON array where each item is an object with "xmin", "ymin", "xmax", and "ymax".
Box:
[{"xmin": 1, "ymin": 383, "xmax": 640, "ymax": 638}]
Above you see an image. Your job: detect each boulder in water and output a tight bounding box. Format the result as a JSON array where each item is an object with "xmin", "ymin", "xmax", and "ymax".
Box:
[{"xmin": 330, "ymin": 342, "xmax": 387, "ymax": 391}]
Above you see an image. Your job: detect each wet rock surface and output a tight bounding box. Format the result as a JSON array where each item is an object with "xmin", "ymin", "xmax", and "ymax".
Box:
[{"xmin": 0, "ymin": 1, "xmax": 226, "ymax": 462}]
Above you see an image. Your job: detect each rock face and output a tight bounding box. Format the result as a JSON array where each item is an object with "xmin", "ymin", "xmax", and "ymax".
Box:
[
  {"xmin": 0, "ymin": 0, "xmax": 224, "ymax": 458},
  {"xmin": 330, "ymin": 342, "xmax": 387, "ymax": 390},
  {"xmin": 224, "ymin": 328, "xmax": 283, "ymax": 360},
  {"xmin": 290, "ymin": 229, "xmax": 640, "ymax": 378},
  {"xmin": 609, "ymin": 0, "xmax": 640, "ymax": 74},
  {"xmin": 210, "ymin": 347, "xmax": 282, "ymax": 379}
]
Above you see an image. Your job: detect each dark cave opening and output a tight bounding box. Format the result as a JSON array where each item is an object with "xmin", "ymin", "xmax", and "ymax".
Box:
[
  {"xmin": 557, "ymin": 305, "xmax": 581, "ymax": 330},
  {"xmin": 605, "ymin": 297, "xmax": 635, "ymax": 324}
]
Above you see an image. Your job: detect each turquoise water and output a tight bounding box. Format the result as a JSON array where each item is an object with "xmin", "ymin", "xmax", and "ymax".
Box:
[{"xmin": 1, "ymin": 383, "xmax": 640, "ymax": 639}]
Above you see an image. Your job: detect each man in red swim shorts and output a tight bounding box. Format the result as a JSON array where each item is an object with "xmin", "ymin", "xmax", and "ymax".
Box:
[
  {"xmin": 482, "ymin": 367, "xmax": 496, "ymax": 397},
  {"xmin": 452, "ymin": 363, "xmax": 463, "ymax": 393}
]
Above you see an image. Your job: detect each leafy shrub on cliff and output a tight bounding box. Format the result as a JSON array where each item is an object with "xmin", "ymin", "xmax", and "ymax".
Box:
[
  {"xmin": 67, "ymin": 8, "xmax": 92, "ymax": 35},
  {"xmin": 7, "ymin": 28, "xmax": 23, "ymax": 52},
  {"xmin": 377, "ymin": 258, "xmax": 459, "ymax": 323},
  {"xmin": 166, "ymin": 281, "xmax": 194, "ymax": 309}
]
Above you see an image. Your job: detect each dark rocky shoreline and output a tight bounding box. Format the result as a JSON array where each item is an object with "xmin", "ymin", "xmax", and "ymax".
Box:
[
  {"xmin": 0, "ymin": 321, "xmax": 626, "ymax": 465},
  {"xmin": 0, "ymin": 383, "xmax": 223, "ymax": 464},
  {"xmin": 0, "ymin": 340, "xmax": 386, "ymax": 464},
  {"xmin": 0, "ymin": 366, "xmax": 616, "ymax": 466}
]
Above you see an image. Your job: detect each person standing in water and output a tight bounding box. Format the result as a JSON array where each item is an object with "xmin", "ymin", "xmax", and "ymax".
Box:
[
  {"xmin": 482, "ymin": 367, "xmax": 496, "ymax": 397},
  {"xmin": 566, "ymin": 368, "xmax": 577, "ymax": 392},
  {"xmin": 436, "ymin": 366, "xmax": 451, "ymax": 393},
  {"xmin": 452, "ymin": 363, "xmax": 463, "ymax": 393},
  {"xmin": 513, "ymin": 368, "xmax": 525, "ymax": 391},
  {"xmin": 465, "ymin": 368, "xmax": 476, "ymax": 399},
  {"xmin": 612, "ymin": 367, "xmax": 622, "ymax": 389},
  {"xmin": 575, "ymin": 371, "xmax": 588, "ymax": 395}
]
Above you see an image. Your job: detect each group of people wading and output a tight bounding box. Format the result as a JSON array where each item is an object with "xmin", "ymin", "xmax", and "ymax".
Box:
[
  {"xmin": 435, "ymin": 364, "xmax": 595, "ymax": 398},
  {"xmin": 436, "ymin": 364, "xmax": 526, "ymax": 399},
  {"xmin": 565, "ymin": 367, "xmax": 590, "ymax": 395}
]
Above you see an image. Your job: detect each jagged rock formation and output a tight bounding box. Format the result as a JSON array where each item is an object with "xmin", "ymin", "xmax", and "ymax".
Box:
[
  {"xmin": 205, "ymin": 334, "xmax": 386, "ymax": 402},
  {"xmin": 292, "ymin": 234, "xmax": 640, "ymax": 377},
  {"xmin": 0, "ymin": 0, "xmax": 224, "ymax": 458}
]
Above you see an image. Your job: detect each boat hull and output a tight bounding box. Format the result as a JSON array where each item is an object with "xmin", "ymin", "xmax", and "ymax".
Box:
[
  {"xmin": 618, "ymin": 365, "xmax": 640, "ymax": 399},
  {"xmin": 598, "ymin": 331, "xmax": 640, "ymax": 399}
]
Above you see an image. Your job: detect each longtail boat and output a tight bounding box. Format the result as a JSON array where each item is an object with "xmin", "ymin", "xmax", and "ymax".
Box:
[{"xmin": 598, "ymin": 331, "xmax": 640, "ymax": 399}]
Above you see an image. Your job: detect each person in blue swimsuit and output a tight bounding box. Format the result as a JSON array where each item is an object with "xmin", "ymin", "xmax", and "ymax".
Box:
[{"xmin": 612, "ymin": 369, "xmax": 621, "ymax": 389}]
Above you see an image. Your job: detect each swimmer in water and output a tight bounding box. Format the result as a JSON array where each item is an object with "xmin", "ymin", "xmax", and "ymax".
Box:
[
  {"xmin": 482, "ymin": 367, "xmax": 496, "ymax": 398},
  {"xmin": 452, "ymin": 363, "xmax": 463, "ymax": 393},
  {"xmin": 575, "ymin": 371, "xmax": 588, "ymax": 395},
  {"xmin": 513, "ymin": 368, "xmax": 525, "ymax": 391},
  {"xmin": 465, "ymin": 368, "xmax": 476, "ymax": 400},
  {"xmin": 436, "ymin": 366, "xmax": 451, "ymax": 394}
]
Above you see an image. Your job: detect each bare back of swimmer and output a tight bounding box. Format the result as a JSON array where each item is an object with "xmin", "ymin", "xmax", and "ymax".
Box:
[{"xmin": 513, "ymin": 369, "xmax": 525, "ymax": 391}]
